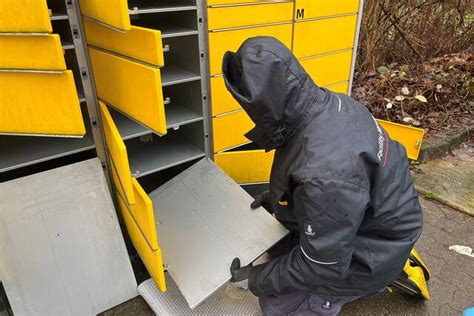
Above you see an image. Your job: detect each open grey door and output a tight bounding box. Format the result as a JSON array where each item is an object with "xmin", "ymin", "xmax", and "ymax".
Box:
[{"xmin": 148, "ymin": 158, "xmax": 288, "ymax": 309}]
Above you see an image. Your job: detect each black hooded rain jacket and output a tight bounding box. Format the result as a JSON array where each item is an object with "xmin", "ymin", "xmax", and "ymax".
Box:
[{"xmin": 222, "ymin": 37, "xmax": 423, "ymax": 298}]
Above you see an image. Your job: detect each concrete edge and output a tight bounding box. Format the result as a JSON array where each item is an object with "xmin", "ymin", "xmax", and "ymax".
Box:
[
  {"xmin": 415, "ymin": 185, "xmax": 474, "ymax": 217},
  {"xmin": 416, "ymin": 124, "xmax": 474, "ymax": 163}
]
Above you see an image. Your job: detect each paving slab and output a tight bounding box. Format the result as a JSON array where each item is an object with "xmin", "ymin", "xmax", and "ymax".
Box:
[
  {"xmin": 413, "ymin": 140, "xmax": 474, "ymax": 216},
  {"xmin": 102, "ymin": 197, "xmax": 474, "ymax": 315}
]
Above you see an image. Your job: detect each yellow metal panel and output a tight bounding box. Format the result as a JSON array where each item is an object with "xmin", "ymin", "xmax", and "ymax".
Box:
[
  {"xmin": 208, "ymin": 0, "xmax": 286, "ymax": 5},
  {"xmin": 84, "ymin": 19, "xmax": 164, "ymax": 67},
  {"xmin": 207, "ymin": 2, "xmax": 293, "ymax": 30},
  {"xmin": 80, "ymin": 0, "xmax": 131, "ymax": 31},
  {"xmin": 210, "ymin": 76, "xmax": 242, "ymax": 116},
  {"xmin": 377, "ymin": 119, "xmax": 424, "ymax": 160},
  {"xmin": 295, "ymin": 0, "xmax": 360, "ymax": 20},
  {"xmin": 300, "ymin": 50, "xmax": 353, "ymax": 87},
  {"xmin": 215, "ymin": 150, "xmax": 275, "ymax": 184},
  {"xmin": 116, "ymin": 193, "xmax": 167, "ymax": 292},
  {"xmin": 0, "ymin": 71, "xmax": 85, "ymax": 136},
  {"xmin": 209, "ymin": 23, "xmax": 292, "ymax": 76},
  {"xmin": 212, "ymin": 110, "xmax": 255, "ymax": 152},
  {"xmin": 0, "ymin": 0, "xmax": 52, "ymax": 33},
  {"xmin": 325, "ymin": 82, "xmax": 349, "ymax": 94},
  {"xmin": 293, "ymin": 15, "xmax": 357, "ymax": 58},
  {"xmin": 99, "ymin": 102, "xmax": 135, "ymax": 205},
  {"xmin": 0, "ymin": 35, "xmax": 65, "ymax": 70},
  {"xmin": 131, "ymin": 178, "xmax": 159, "ymax": 251},
  {"xmin": 89, "ymin": 48, "xmax": 167, "ymax": 135}
]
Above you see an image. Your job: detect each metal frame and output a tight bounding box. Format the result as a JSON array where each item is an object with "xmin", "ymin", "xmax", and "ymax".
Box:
[
  {"xmin": 68, "ymin": 0, "xmax": 110, "ymax": 185},
  {"xmin": 348, "ymin": 0, "xmax": 365, "ymax": 96}
]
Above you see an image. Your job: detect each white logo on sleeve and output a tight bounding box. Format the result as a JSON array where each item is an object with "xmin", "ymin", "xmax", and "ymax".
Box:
[{"xmin": 305, "ymin": 224, "xmax": 315, "ymax": 236}]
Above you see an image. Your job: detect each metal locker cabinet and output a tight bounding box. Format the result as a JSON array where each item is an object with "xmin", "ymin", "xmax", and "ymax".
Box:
[
  {"xmin": 0, "ymin": 0, "xmax": 108, "ymax": 177},
  {"xmin": 0, "ymin": 0, "xmax": 52, "ymax": 33},
  {"xmin": 0, "ymin": 34, "xmax": 66, "ymax": 70}
]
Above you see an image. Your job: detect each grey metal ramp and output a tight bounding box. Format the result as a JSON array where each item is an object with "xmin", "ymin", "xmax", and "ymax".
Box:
[
  {"xmin": 138, "ymin": 275, "xmax": 260, "ymax": 315},
  {"xmin": 148, "ymin": 158, "xmax": 288, "ymax": 309},
  {"xmin": 0, "ymin": 158, "xmax": 138, "ymax": 315}
]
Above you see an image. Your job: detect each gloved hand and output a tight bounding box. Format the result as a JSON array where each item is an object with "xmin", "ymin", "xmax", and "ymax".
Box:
[
  {"xmin": 230, "ymin": 258, "xmax": 252, "ymax": 290},
  {"xmin": 251, "ymin": 190, "xmax": 274, "ymax": 214}
]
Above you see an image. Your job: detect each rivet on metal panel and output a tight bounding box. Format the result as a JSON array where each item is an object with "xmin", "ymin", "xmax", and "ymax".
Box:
[
  {"xmin": 80, "ymin": 67, "xmax": 89, "ymax": 80},
  {"xmin": 72, "ymin": 25, "xmax": 80, "ymax": 39}
]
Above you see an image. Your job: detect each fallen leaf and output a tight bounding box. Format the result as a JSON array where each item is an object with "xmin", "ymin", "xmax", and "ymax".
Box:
[
  {"xmin": 401, "ymin": 87, "xmax": 410, "ymax": 95},
  {"xmin": 395, "ymin": 95, "xmax": 405, "ymax": 101},
  {"xmin": 403, "ymin": 116, "xmax": 413, "ymax": 123},
  {"xmin": 414, "ymin": 95, "xmax": 428, "ymax": 103},
  {"xmin": 386, "ymin": 103, "xmax": 393, "ymax": 109},
  {"xmin": 377, "ymin": 66, "xmax": 389, "ymax": 76}
]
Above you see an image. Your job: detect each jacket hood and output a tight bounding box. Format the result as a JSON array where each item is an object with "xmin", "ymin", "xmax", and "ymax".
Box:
[{"xmin": 222, "ymin": 36, "xmax": 325, "ymax": 150}]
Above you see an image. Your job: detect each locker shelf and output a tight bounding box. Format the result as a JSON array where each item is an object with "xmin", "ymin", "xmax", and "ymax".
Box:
[
  {"xmin": 126, "ymin": 123, "xmax": 206, "ymax": 177},
  {"xmin": 131, "ymin": 10, "xmax": 198, "ymax": 38},
  {"xmin": 110, "ymin": 108, "xmax": 152, "ymax": 140},
  {"xmin": 0, "ymin": 132, "xmax": 94, "ymax": 173},
  {"xmin": 166, "ymin": 106, "xmax": 203, "ymax": 129},
  {"xmin": 161, "ymin": 66, "xmax": 200, "ymax": 86},
  {"xmin": 50, "ymin": 13, "xmax": 69, "ymax": 21},
  {"xmin": 128, "ymin": 0, "xmax": 197, "ymax": 15}
]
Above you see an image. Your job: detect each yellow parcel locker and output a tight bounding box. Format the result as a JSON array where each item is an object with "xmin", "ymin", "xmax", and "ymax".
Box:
[
  {"xmin": 213, "ymin": 110, "xmax": 255, "ymax": 152},
  {"xmin": 294, "ymin": 0, "xmax": 359, "ymax": 20},
  {"xmin": 89, "ymin": 48, "xmax": 167, "ymax": 135},
  {"xmin": 0, "ymin": 34, "xmax": 66, "ymax": 70},
  {"xmin": 210, "ymin": 76, "xmax": 242, "ymax": 116},
  {"xmin": 208, "ymin": 23, "xmax": 292, "ymax": 76},
  {"xmin": 0, "ymin": 0, "xmax": 52, "ymax": 33},
  {"xmin": 293, "ymin": 15, "xmax": 357, "ymax": 58},
  {"xmin": 0, "ymin": 71, "xmax": 85, "ymax": 136},
  {"xmin": 207, "ymin": 2, "xmax": 293, "ymax": 30},
  {"xmin": 208, "ymin": 0, "xmax": 283, "ymax": 5},
  {"xmin": 299, "ymin": 50, "xmax": 353, "ymax": 87},
  {"xmin": 215, "ymin": 150, "xmax": 275, "ymax": 184},
  {"xmin": 80, "ymin": 0, "xmax": 131, "ymax": 31},
  {"xmin": 84, "ymin": 19, "xmax": 164, "ymax": 67}
]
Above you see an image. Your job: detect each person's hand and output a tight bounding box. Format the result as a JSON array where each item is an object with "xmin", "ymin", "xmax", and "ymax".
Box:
[
  {"xmin": 251, "ymin": 190, "xmax": 274, "ymax": 214},
  {"xmin": 230, "ymin": 258, "xmax": 252, "ymax": 290}
]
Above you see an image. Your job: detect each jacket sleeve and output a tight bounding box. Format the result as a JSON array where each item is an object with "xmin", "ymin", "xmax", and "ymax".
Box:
[{"xmin": 248, "ymin": 178, "xmax": 370, "ymax": 296}]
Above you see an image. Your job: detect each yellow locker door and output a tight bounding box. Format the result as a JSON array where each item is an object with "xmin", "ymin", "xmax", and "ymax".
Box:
[
  {"xmin": 80, "ymin": 0, "xmax": 131, "ymax": 31},
  {"xmin": 299, "ymin": 50, "xmax": 353, "ymax": 87},
  {"xmin": 294, "ymin": 0, "xmax": 360, "ymax": 20},
  {"xmin": 0, "ymin": 0, "xmax": 52, "ymax": 33},
  {"xmin": 215, "ymin": 150, "xmax": 275, "ymax": 184},
  {"xmin": 212, "ymin": 110, "xmax": 255, "ymax": 152}
]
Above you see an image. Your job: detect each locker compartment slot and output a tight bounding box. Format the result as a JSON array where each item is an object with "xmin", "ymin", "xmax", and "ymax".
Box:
[
  {"xmin": 51, "ymin": 19, "xmax": 73, "ymax": 47},
  {"xmin": 207, "ymin": 1, "xmax": 293, "ymax": 30},
  {"xmin": 128, "ymin": 0, "xmax": 197, "ymax": 14},
  {"xmin": 126, "ymin": 122, "xmax": 206, "ymax": 177},
  {"xmin": 131, "ymin": 11, "xmax": 198, "ymax": 38},
  {"xmin": 0, "ymin": 110, "xmax": 93, "ymax": 173},
  {"xmin": 64, "ymin": 48, "xmax": 85, "ymax": 98},
  {"xmin": 46, "ymin": 0, "xmax": 68, "ymax": 18},
  {"xmin": 208, "ymin": 22, "xmax": 292, "ymax": 76},
  {"xmin": 161, "ymin": 36, "xmax": 201, "ymax": 86}
]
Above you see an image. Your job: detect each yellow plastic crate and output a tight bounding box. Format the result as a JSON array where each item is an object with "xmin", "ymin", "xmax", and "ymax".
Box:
[
  {"xmin": 0, "ymin": 35, "xmax": 66, "ymax": 70},
  {"xmin": 84, "ymin": 19, "xmax": 164, "ymax": 67},
  {"xmin": 0, "ymin": 0, "xmax": 52, "ymax": 33},
  {"xmin": 89, "ymin": 48, "xmax": 167, "ymax": 135},
  {"xmin": 0, "ymin": 71, "xmax": 85, "ymax": 136}
]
